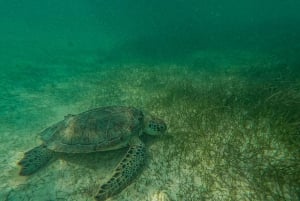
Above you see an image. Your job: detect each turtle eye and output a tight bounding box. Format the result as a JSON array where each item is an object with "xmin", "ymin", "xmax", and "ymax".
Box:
[{"xmin": 160, "ymin": 125, "xmax": 165, "ymax": 131}]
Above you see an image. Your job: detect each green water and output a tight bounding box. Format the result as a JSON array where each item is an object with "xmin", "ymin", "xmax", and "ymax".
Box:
[{"xmin": 0, "ymin": 1, "xmax": 299, "ymax": 201}]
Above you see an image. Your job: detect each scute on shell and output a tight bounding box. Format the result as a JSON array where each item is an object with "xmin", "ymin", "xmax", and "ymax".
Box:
[{"xmin": 39, "ymin": 106, "xmax": 144, "ymax": 153}]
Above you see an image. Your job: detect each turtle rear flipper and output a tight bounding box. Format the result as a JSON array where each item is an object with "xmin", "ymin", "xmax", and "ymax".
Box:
[
  {"xmin": 95, "ymin": 137, "xmax": 145, "ymax": 201},
  {"xmin": 18, "ymin": 145, "xmax": 54, "ymax": 176}
]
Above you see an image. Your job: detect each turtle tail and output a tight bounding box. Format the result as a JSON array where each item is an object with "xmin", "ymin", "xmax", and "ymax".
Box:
[
  {"xmin": 18, "ymin": 144, "xmax": 54, "ymax": 176},
  {"xmin": 95, "ymin": 140, "xmax": 146, "ymax": 201}
]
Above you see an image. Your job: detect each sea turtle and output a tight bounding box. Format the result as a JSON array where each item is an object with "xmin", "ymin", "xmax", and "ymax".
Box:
[{"xmin": 18, "ymin": 106, "xmax": 167, "ymax": 200}]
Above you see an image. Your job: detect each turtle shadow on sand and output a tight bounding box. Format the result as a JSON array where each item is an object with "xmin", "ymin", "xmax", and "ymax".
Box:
[
  {"xmin": 4, "ymin": 151, "xmax": 123, "ymax": 201},
  {"xmin": 59, "ymin": 148, "xmax": 126, "ymax": 170}
]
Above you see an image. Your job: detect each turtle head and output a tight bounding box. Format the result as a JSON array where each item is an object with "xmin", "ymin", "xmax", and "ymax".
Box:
[{"xmin": 143, "ymin": 115, "xmax": 167, "ymax": 136}]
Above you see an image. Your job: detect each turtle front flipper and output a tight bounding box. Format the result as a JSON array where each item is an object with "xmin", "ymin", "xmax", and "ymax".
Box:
[
  {"xmin": 18, "ymin": 144, "xmax": 54, "ymax": 176},
  {"xmin": 95, "ymin": 137, "xmax": 146, "ymax": 201}
]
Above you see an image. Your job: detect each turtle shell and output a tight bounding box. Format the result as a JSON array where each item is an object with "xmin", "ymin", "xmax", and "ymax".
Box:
[{"xmin": 40, "ymin": 106, "xmax": 144, "ymax": 153}]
